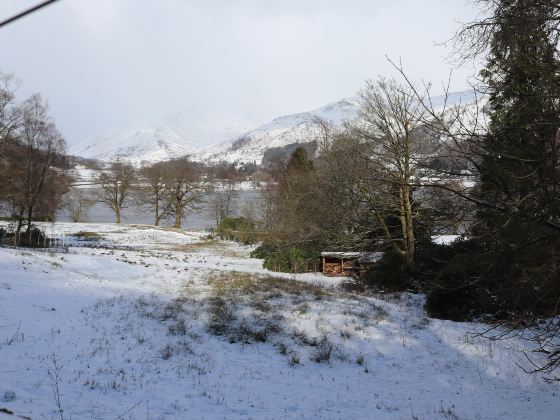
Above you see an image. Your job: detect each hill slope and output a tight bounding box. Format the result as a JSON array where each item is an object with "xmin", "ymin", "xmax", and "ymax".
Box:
[
  {"xmin": 70, "ymin": 90, "xmax": 480, "ymax": 166},
  {"xmin": 69, "ymin": 112, "xmax": 253, "ymax": 167},
  {"xmin": 194, "ymin": 98, "xmax": 360, "ymax": 164}
]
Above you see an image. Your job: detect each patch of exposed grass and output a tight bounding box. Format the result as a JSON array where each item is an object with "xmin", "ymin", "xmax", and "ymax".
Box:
[
  {"xmin": 73, "ymin": 231, "xmax": 103, "ymax": 241},
  {"xmin": 171, "ymin": 239, "xmax": 249, "ymax": 258},
  {"xmin": 207, "ymin": 272, "xmax": 331, "ymax": 300}
]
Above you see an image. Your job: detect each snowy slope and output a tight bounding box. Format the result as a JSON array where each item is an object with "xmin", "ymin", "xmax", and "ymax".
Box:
[
  {"xmin": 195, "ymin": 98, "xmax": 360, "ymax": 164},
  {"xmin": 70, "ymin": 89, "xmax": 481, "ymax": 167},
  {"xmin": 194, "ymin": 89, "xmax": 481, "ymax": 165},
  {"xmin": 70, "ymin": 112, "xmax": 254, "ymax": 167},
  {"xmin": 0, "ymin": 222, "xmax": 558, "ymax": 419}
]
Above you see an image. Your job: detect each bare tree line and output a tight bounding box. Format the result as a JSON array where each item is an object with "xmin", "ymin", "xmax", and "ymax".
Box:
[
  {"xmin": 89, "ymin": 158, "xmax": 242, "ymax": 229},
  {"xmin": 0, "ymin": 72, "xmax": 69, "ymax": 244}
]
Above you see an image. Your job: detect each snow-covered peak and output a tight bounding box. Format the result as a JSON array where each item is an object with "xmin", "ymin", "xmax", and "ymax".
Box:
[
  {"xmin": 69, "ymin": 90, "xmax": 481, "ymax": 167},
  {"xmin": 69, "ymin": 111, "xmax": 255, "ymax": 167},
  {"xmin": 194, "ymin": 98, "xmax": 361, "ymax": 164}
]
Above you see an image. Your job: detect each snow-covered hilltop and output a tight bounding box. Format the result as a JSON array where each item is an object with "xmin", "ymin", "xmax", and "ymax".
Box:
[
  {"xmin": 194, "ymin": 98, "xmax": 360, "ymax": 164},
  {"xmin": 69, "ymin": 112, "xmax": 254, "ymax": 167},
  {"xmin": 70, "ymin": 90, "xmax": 480, "ymax": 167}
]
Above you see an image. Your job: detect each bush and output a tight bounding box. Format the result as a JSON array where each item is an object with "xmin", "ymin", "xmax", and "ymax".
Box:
[
  {"xmin": 310, "ymin": 336, "xmax": 334, "ymax": 363},
  {"xmin": 250, "ymin": 242, "xmax": 276, "ymax": 260},
  {"xmin": 425, "ymin": 252, "xmax": 486, "ymax": 321},
  {"xmin": 0, "ymin": 224, "xmax": 48, "ymax": 248},
  {"xmin": 216, "ymin": 216, "xmax": 257, "ymax": 244},
  {"xmin": 251, "ymin": 243, "xmax": 319, "ymax": 273},
  {"xmin": 421, "ymin": 239, "xmax": 497, "ymax": 321},
  {"xmin": 361, "ymin": 233, "xmax": 560, "ymax": 324},
  {"xmin": 361, "ymin": 250, "xmax": 410, "ymax": 292}
]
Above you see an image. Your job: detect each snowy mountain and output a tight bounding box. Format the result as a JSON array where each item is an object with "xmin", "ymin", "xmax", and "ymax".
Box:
[
  {"xmin": 69, "ymin": 112, "xmax": 254, "ymax": 167},
  {"xmin": 70, "ymin": 90, "xmax": 480, "ymax": 167},
  {"xmin": 194, "ymin": 89, "xmax": 481, "ymax": 165},
  {"xmin": 194, "ymin": 98, "xmax": 360, "ymax": 164}
]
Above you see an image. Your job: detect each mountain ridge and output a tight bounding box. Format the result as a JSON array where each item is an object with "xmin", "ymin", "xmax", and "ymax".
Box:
[{"xmin": 70, "ymin": 90, "xmax": 479, "ymax": 167}]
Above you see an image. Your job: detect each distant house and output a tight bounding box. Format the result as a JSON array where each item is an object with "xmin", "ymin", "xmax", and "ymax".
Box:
[{"xmin": 320, "ymin": 252, "xmax": 383, "ymax": 277}]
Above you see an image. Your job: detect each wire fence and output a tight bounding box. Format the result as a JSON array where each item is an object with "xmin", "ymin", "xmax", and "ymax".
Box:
[{"xmin": 0, "ymin": 230, "xmax": 70, "ymax": 253}]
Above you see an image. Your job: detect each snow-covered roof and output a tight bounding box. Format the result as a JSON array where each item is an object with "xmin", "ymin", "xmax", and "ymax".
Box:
[
  {"xmin": 321, "ymin": 252, "xmax": 361, "ymax": 258},
  {"xmin": 321, "ymin": 251, "xmax": 383, "ymax": 263}
]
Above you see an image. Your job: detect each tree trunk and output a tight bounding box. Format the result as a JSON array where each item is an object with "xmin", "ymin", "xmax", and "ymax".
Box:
[
  {"xmin": 14, "ymin": 218, "xmax": 23, "ymax": 247},
  {"xmin": 174, "ymin": 210, "xmax": 182, "ymax": 228},
  {"xmin": 26, "ymin": 205, "xmax": 33, "ymax": 232},
  {"xmin": 154, "ymin": 201, "xmax": 159, "ymax": 226},
  {"xmin": 402, "ymin": 184, "xmax": 415, "ymax": 264},
  {"xmin": 115, "ymin": 208, "xmax": 121, "ymax": 224}
]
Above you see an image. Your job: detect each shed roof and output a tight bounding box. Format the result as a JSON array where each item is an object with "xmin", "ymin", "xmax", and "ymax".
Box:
[
  {"xmin": 321, "ymin": 252, "xmax": 361, "ymax": 258},
  {"xmin": 320, "ymin": 252, "xmax": 384, "ymax": 263}
]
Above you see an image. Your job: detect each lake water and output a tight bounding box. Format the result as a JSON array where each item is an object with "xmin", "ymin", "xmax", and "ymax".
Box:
[{"xmin": 56, "ymin": 189, "xmax": 263, "ymax": 231}]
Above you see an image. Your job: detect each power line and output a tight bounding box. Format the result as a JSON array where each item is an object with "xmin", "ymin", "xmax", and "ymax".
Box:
[{"xmin": 0, "ymin": 0, "xmax": 62, "ymax": 29}]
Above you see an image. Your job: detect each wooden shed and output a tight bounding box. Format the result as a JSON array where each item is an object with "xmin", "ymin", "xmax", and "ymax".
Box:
[{"xmin": 321, "ymin": 252, "xmax": 383, "ymax": 277}]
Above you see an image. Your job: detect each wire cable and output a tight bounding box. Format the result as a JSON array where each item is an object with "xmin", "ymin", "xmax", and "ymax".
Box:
[{"xmin": 0, "ymin": 0, "xmax": 61, "ymax": 29}]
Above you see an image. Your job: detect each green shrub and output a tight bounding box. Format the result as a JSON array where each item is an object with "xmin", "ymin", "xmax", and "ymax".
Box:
[
  {"xmin": 216, "ymin": 216, "xmax": 257, "ymax": 245},
  {"xmin": 251, "ymin": 243, "xmax": 319, "ymax": 273},
  {"xmin": 421, "ymin": 239, "xmax": 495, "ymax": 321},
  {"xmin": 361, "ymin": 239, "xmax": 481, "ymax": 295},
  {"xmin": 361, "ymin": 250, "xmax": 412, "ymax": 292},
  {"xmin": 250, "ymin": 242, "xmax": 276, "ymax": 260},
  {"xmin": 425, "ymin": 251, "xmax": 487, "ymax": 321}
]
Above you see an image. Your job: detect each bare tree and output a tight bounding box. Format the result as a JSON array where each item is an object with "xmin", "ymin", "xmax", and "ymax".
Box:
[
  {"xmin": 138, "ymin": 162, "xmax": 172, "ymax": 226},
  {"xmin": 348, "ymin": 77, "xmax": 426, "ymax": 264},
  {"xmin": 19, "ymin": 95, "xmax": 67, "ymax": 231},
  {"xmin": 0, "ymin": 72, "xmax": 21, "ymax": 154},
  {"xmin": 95, "ymin": 162, "xmax": 135, "ymax": 224},
  {"xmin": 164, "ymin": 159, "xmax": 206, "ymax": 229},
  {"xmin": 64, "ymin": 188, "xmax": 94, "ymax": 222},
  {"xmin": 0, "ymin": 94, "xmax": 67, "ymax": 237},
  {"xmin": 446, "ymin": 0, "xmax": 560, "ymax": 65},
  {"xmin": 207, "ymin": 178, "xmax": 238, "ymax": 227}
]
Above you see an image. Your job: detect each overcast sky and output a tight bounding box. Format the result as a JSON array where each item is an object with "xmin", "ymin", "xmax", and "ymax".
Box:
[{"xmin": 0, "ymin": 0, "xmax": 480, "ymax": 145}]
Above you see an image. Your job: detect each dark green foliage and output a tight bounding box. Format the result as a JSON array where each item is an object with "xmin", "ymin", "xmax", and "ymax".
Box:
[
  {"xmin": 251, "ymin": 243, "xmax": 319, "ymax": 273},
  {"xmin": 216, "ymin": 216, "xmax": 257, "ymax": 245},
  {"xmin": 286, "ymin": 147, "xmax": 313, "ymax": 174},
  {"xmin": 361, "ymin": 239, "xmax": 465, "ymax": 293},
  {"xmin": 420, "ymin": 237, "xmax": 560, "ymax": 321},
  {"xmin": 412, "ymin": 0, "xmax": 560, "ymax": 328},
  {"xmin": 365, "ymin": 238, "xmax": 489, "ymax": 320},
  {"xmin": 424, "ymin": 244, "xmax": 488, "ymax": 321},
  {"xmin": 467, "ymin": 0, "xmax": 560, "ymax": 322},
  {"xmin": 249, "ymin": 242, "xmax": 276, "ymax": 260},
  {"xmin": 361, "ymin": 250, "xmax": 409, "ymax": 292},
  {"xmin": 477, "ymin": 0, "xmax": 560, "ymax": 235}
]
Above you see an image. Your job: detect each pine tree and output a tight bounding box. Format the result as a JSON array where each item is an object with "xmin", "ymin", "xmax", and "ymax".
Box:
[
  {"xmin": 478, "ymin": 0, "xmax": 560, "ymax": 235},
  {"xmin": 475, "ymin": 0, "xmax": 560, "ymax": 316},
  {"xmin": 286, "ymin": 147, "xmax": 314, "ymax": 174}
]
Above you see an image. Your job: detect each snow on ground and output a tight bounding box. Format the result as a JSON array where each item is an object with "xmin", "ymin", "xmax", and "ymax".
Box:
[
  {"xmin": 0, "ymin": 223, "xmax": 558, "ymax": 419},
  {"xmin": 432, "ymin": 235, "xmax": 460, "ymax": 245}
]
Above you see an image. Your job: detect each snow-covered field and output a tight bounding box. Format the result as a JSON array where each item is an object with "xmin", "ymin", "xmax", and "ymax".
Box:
[{"xmin": 0, "ymin": 223, "xmax": 558, "ymax": 419}]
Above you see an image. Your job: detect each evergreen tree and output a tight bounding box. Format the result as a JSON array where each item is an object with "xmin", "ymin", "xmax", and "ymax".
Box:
[
  {"xmin": 286, "ymin": 147, "xmax": 314, "ymax": 174},
  {"xmin": 427, "ymin": 0, "xmax": 560, "ymax": 325},
  {"xmin": 478, "ymin": 0, "xmax": 560, "ymax": 238}
]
